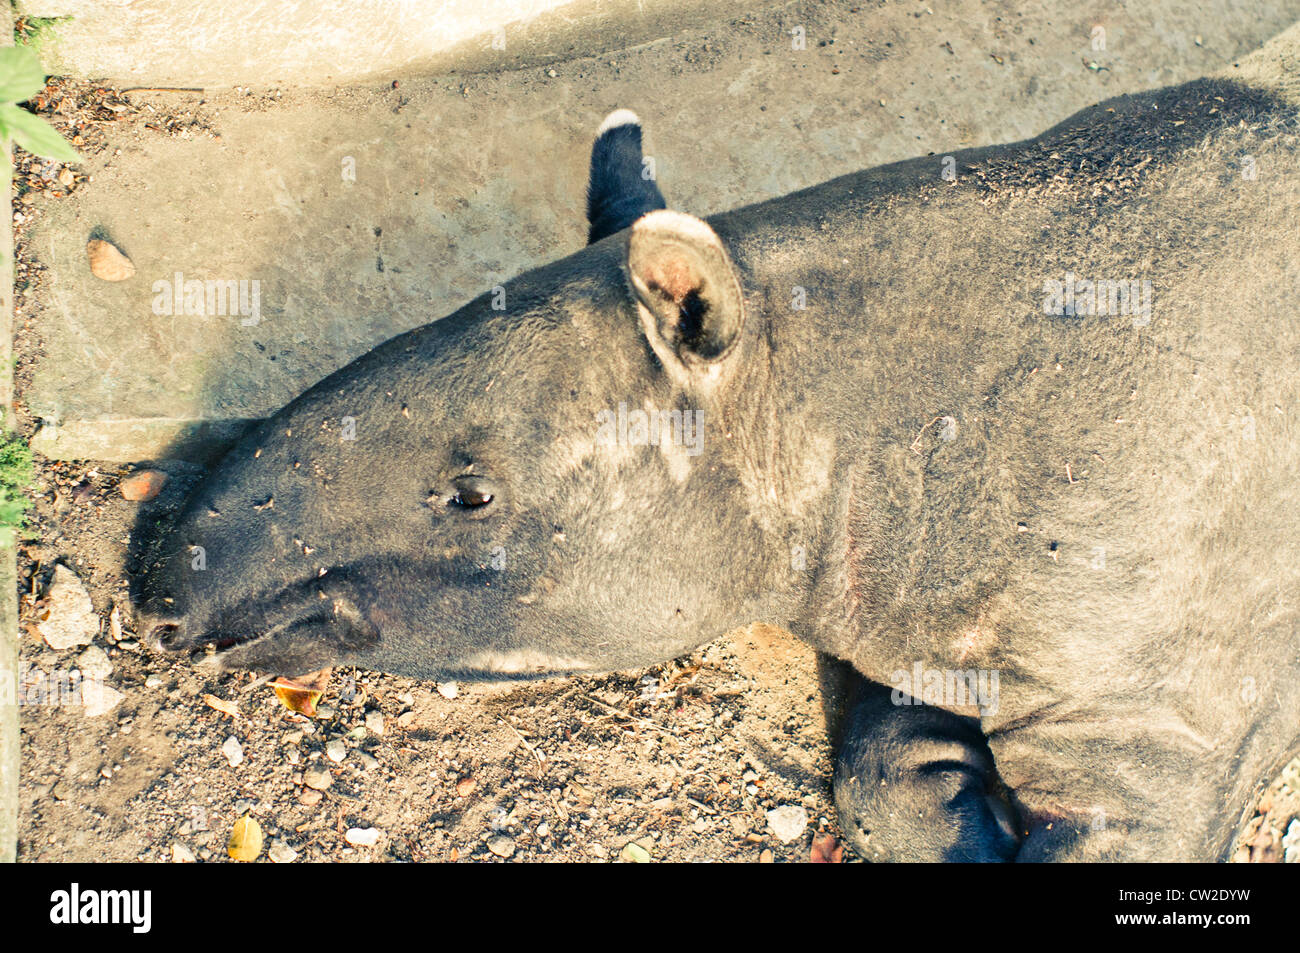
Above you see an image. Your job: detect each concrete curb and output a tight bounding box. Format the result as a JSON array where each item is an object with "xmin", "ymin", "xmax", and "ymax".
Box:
[
  {"xmin": 1, "ymin": 7, "xmax": 20, "ymax": 866},
  {"xmin": 16, "ymin": 0, "xmax": 769, "ymax": 89}
]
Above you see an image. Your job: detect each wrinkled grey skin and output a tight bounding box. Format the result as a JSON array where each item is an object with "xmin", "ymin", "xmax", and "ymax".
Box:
[{"xmin": 136, "ymin": 32, "xmax": 1300, "ymax": 861}]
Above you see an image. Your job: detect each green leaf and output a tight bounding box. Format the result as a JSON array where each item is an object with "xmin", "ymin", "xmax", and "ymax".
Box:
[
  {"xmin": 0, "ymin": 102, "xmax": 79, "ymax": 162},
  {"xmin": 0, "ymin": 46, "xmax": 46, "ymax": 103}
]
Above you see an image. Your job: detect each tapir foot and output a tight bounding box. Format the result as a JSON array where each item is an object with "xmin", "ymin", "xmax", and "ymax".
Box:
[{"xmin": 833, "ymin": 676, "xmax": 1021, "ymax": 862}]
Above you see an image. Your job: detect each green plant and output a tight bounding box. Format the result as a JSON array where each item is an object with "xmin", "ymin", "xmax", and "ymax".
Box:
[
  {"xmin": 0, "ymin": 42, "xmax": 79, "ymax": 173},
  {"xmin": 0, "ymin": 422, "xmax": 33, "ymax": 540},
  {"xmin": 13, "ymin": 14, "xmax": 66, "ymax": 54}
]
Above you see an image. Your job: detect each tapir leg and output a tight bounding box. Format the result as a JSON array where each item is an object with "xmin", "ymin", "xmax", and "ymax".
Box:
[{"xmin": 833, "ymin": 674, "xmax": 1021, "ymax": 862}]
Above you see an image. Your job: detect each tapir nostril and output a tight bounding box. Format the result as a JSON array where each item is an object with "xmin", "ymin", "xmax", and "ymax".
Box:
[{"xmin": 149, "ymin": 622, "xmax": 182, "ymax": 650}]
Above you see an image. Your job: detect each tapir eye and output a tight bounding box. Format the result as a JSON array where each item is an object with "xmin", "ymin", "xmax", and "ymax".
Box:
[{"xmin": 447, "ymin": 475, "xmax": 496, "ymax": 511}]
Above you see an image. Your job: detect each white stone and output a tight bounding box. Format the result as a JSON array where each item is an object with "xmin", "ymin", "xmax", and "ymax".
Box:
[
  {"xmin": 80, "ymin": 680, "xmax": 124, "ymax": 718},
  {"xmin": 1284, "ymin": 818, "xmax": 1300, "ymax": 864},
  {"xmin": 345, "ymin": 827, "xmax": 381, "ymax": 847},
  {"xmin": 76, "ymin": 645, "xmax": 113, "ymax": 680},
  {"xmin": 37, "ymin": 566, "xmax": 99, "ymax": 650},
  {"xmin": 767, "ymin": 805, "xmax": 808, "ymax": 844},
  {"xmin": 268, "ymin": 839, "xmax": 299, "ymax": 863}
]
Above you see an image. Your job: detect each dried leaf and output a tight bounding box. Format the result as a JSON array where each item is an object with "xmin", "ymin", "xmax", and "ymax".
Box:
[
  {"xmin": 227, "ymin": 814, "xmax": 263, "ymax": 862},
  {"xmin": 810, "ymin": 833, "xmax": 843, "ymax": 864},
  {"xmin": 120, "ymin": 469, "xmax": 167, "ymax": 501},
  {"xmin": 271, "ymin": 667, "xmax": 332, "ymax": 717},
  {"xmin": 203, "ymin": 694, "xmax": 238, "ymax": 718},
  {"xmin": 86, "ymin": 239, "xmax": 135, "ymax": 281}
]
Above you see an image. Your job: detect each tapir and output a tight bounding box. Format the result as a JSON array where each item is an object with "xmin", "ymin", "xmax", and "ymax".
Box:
[{"xmin": 135, "ymin": 26, "xmax": 1300, "ymax": 861}]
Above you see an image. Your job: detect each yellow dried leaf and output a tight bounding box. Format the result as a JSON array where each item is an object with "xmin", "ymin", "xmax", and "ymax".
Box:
[
  {"xmin": 272, "ymin": 683, "xmax": 323, "ymax": 717},
  {"xmin": 228, "ymin": 814, "xmax": 263, "ymax": 862},
  {"xmin": 203, "ymin": 694, "xmax": 239, "ymax": 718},
  {"xmin": 271, "ymin": 667, "xmax": 332, "ymax": 717}
]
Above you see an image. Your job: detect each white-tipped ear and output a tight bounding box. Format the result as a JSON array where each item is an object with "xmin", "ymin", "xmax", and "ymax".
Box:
[
  {"xmin": 597, "ymin": 108, "xmax": 641, "ymax": 135},
  {"xmin": 625, "ymin": 210, "xmax": 745, "ymax": 387}
]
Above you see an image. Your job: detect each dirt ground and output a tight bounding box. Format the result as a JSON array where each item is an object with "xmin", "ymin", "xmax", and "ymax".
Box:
[{"xmin": 10, "ymin": 69, "xmax": 1299, "ymax": 864}]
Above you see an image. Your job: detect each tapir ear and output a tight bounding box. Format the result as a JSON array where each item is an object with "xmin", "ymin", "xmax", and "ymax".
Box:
[
  {"xmin": 625, "ymin": 210, "xmax": 745, "ymax": 378},
  {"xmin": 586, "ymin": 109, "xmax": 667, "ymax": 244}
]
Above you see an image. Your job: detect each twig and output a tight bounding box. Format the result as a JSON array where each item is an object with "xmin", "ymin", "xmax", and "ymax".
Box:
[
  {"xmin": 242, "ymin": 673, "xmax": 275, "ymax": 693},
  {"xmin": 909, "ymin": 416, "xmax": 944, "ymax": 454},
  {"xmin": 500, "ymin": 719, "xmax": 545, "ymax": 763},
  {"xmin": 687, "ymin": 797, "xmax": 718, "ymax": 815},
  {"xmin": 121, "ymin": 87, "xmax": 206, "ymax": 94},
  {"xmin": 582, "ymin": 694, "xmax": 677, "ymax": 736}
]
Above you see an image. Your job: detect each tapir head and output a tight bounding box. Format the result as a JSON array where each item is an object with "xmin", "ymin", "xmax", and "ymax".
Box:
[{"xmin": 134, "ymin": 111, "xmax": 814, "ymax": 681}]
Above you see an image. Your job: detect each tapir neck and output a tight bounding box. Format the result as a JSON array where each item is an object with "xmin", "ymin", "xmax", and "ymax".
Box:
[{"xmin": 706, "ymin": 156, "xmax": 1047, "ymax": 662}]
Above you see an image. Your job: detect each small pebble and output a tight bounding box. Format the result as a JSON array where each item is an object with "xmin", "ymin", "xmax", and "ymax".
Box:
[
  {"xmin": 356, "ymin": 751, "xmax": 379, "ymax": 771},
  {"xmin": 456, "ymin": 777, "xmax": 476, "ymax": 797},
  {"xmin": 171, "ymin": 843, "xmax": 196, "ymax": 863},
  {"xmin": 325, "ymin": 739, "xmax": 347, "ymax": 763},
  {"xmin": 76, "ymin": 645, "xmax": 112, "ymax": 680},
  {"xmin": 437, "ymin": 681, "xmax": 458, "ymax": 699},
  {"xmin": 268, "ymin": 839, "xmax": 299, "ymax": 863},
  {"xmin": 221, "ymin": 736, "xmax": 244, "ymax": 767},
  {"xmin": 365, "ymin": 710, "xmax": 385, "ymax": 735},
  {"xmin": 304, "ymin": 767, "xmax": 332, "ymax": 790},
  {"xmin": 285, "ymin": 745, "xmax": 301, "ymax": 766},
  {"xmin": 144, "ymin": 674, "xmax": 163, "ymax": 689},
  {"xmin": 487, "ymin": 834, "xmax": 515, "ymax": 858},
  {"xmin": 81, "ymin": 681, "xmax": 124, "ymax": 718},
  {"xmin": 299, "ymin": 788, "xmax": 323, "ymax": 806},
  {"xmin": 345, "ymin": 827, "xmax": 381, "ymax": 847}
]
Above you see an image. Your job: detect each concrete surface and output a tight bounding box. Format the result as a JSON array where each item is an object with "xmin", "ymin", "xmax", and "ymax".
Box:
[
  {"xmin": 22, "ymin": 0, "xmax": 1300, "ymax": 463},
  {"xmin": 17, "ymin": 0, "xmax": 770, "ymax": 88}
]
